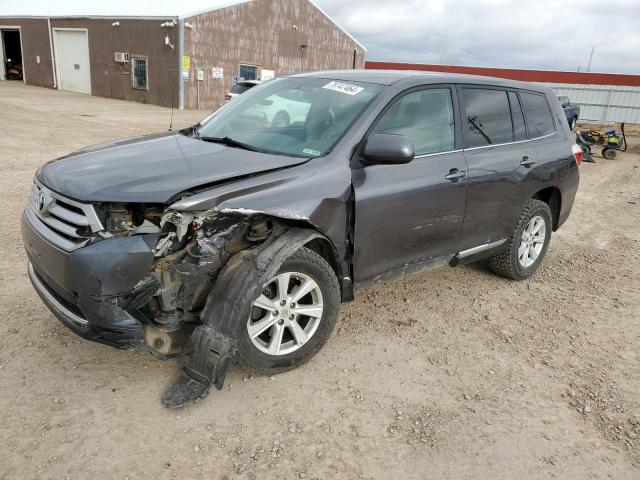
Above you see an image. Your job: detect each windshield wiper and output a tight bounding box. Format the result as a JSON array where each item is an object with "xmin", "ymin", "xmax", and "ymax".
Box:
[{"xmin": 199, "ymin": 136, "xmax": 260, "ymax": 152}]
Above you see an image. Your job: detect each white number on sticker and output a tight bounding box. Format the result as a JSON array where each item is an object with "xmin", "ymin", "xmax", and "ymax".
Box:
[{"xmin": 322, "ymin": 81, "xmax": 364, "ymax": 96}]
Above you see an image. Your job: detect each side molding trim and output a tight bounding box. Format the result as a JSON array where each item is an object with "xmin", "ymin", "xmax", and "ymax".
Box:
[{"xmin": 457, "ymin": 239, "xmax": 507, "ymax": 259}]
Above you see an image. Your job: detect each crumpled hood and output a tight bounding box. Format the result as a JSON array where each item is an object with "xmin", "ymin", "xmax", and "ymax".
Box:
[{"xmin": 36, "ymin": 132, "xmax": 308, "ymax": 203}]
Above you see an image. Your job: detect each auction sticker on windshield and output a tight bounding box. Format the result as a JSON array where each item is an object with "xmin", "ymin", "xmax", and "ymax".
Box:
[
  {"xmin": 302, "ymin": 148, "xmax": 322, "ymax": 156},
  {"xmin": 322, "ymin": 81, "xmax": 364, "ymax": 96}
]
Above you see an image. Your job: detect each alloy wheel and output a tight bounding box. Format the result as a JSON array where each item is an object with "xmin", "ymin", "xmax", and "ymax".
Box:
[
  {"xmin": 247, "ymin": 272, "xmax": 324, "ymax": 356},
  {"xmin": 518, "ymin": 215, "xmax": 546, "ymax": 268}
]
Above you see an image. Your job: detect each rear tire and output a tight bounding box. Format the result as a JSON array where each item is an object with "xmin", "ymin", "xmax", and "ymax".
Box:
[
  {"xmin": 602, "ymin": 148, "xmax": 617, "ymax": 160},
  {"xmin": 238, "ymin": 246, "xmax": 340, "ymax": 373},
  {"xmin": 569, "ymin": 117, "xmax": 577, "ymax": 130},
  {"xmin": 489, "ymin": 199, "xmax": 552, "ymax": 280}
]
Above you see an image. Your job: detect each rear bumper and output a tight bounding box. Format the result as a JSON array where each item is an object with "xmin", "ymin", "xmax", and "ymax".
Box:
[
  {"xmin": 22, "ymin": 210, "xmax": 159, "ymax": 349},
  {"xmin": 558, "ymin": 160, "xmax": 580, "ymax": 229}
]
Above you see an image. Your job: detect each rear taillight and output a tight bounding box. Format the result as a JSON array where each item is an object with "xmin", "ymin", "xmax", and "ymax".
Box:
[{"xmin": 571, "ymin": 143, "xmax": 583, "ymax": 166}]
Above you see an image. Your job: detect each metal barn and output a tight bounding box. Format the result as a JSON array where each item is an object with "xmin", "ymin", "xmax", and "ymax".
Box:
[{"xmin": 0, "ymin": 0, "xmax": 366, "ymax": 109}]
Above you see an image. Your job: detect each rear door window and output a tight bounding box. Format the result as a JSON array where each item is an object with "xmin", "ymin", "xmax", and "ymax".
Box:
[
  {"xmin": 461, "ymin": 88, "xmax": 514, "ymax": 147},
  {"xmin": 520, "ymin": 92, "xmax": 555, "ymax": 137},
  {"xmin": 372, "ymin": 88, "xmax": 455, "ymax": 156},
  {"xmin": 508, "ymin": 91, "xmax": 527, "ymax": 141}
]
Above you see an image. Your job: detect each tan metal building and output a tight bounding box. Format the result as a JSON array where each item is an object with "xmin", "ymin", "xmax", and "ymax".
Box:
[{"xmin": 0, "ymin": 0, "xmax": 366, "ymax": 109}]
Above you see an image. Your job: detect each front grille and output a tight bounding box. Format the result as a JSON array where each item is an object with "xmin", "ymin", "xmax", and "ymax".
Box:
[{"xmin": 27, "ymin": 181, "xmax": 103, "ymax": 251}]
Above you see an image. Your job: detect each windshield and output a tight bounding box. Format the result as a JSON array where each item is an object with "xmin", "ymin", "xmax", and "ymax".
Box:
[{"xmin": 197, "ymin": 77, "xmax": 384, "ymax": 158}]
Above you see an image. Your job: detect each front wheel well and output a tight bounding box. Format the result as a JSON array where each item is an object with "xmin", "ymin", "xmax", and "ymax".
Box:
[
  {"xmin": 303, "ymin": 237, "xmax": 342, "ymax": 285},
  {"xmin": 533, "ymin": 187, "xmax": 562, "ymax": 230},
  {"xmin": 254, "ymin": 216, "xmax": 344, "ymax": 291}
]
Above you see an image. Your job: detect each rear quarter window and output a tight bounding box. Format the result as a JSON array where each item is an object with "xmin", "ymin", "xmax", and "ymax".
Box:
[{"xmin": 521, "ymin": 92, "xmax": 556, "ymax": 138}]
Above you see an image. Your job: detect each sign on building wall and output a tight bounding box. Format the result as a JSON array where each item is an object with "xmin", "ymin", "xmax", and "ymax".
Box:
[
  {"xmin": 182, "ymin": 56, "xmax": 191, "ymax": 81},
  {"xmin": 261, "ymin": 69, "xmax": 275, "ymax": 81},
  {"xmin": 212, "ymin": 67, "xmax": 224, "ymax": 79}
]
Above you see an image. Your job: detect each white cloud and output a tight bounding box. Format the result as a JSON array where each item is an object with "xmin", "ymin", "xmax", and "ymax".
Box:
[
  {"xmin": 2, "ymin": 0, "xmax": 638, "ymax": 73},
  {"xmin": 317, "ymin": 0, "xmax": 640, "ymax": 74}
]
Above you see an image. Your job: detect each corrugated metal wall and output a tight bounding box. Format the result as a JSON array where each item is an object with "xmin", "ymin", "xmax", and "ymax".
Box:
[{"xmin": 542, "ymin": 84, "xmax": 640, "ymax": 124}]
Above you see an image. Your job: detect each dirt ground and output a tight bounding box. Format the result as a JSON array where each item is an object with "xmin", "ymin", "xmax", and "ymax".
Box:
[{"xmin": 1, "ymin": 82, "xmax": 639, "ymax": 480}]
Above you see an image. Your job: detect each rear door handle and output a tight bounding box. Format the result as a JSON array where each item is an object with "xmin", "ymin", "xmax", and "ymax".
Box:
[
  {"xmin": 520, "ymin": 156, "xmax": 536, "ymax": 167},
  {"xmin": 445, "ymin": 168, "xmax": 466, "ymax": 181}
]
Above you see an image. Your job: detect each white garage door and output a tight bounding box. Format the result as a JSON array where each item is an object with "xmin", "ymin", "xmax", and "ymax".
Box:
[{"xmin": 54, "ymin": 29, "xmax": 91, "ymax": 95}]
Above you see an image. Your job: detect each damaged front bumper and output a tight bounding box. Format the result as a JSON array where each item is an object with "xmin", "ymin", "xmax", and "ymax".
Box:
[{"xmin": 22, "ymin": 210, "xmax": 155, "ymax": 349}]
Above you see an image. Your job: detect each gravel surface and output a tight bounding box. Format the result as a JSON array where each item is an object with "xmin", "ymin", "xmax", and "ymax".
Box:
[{"xmin": 1, "ymin": 83, "xmax": 639, "ymax": 479}]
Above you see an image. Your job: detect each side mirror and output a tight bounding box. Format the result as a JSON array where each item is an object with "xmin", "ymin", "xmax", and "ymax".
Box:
[{"xmin": 363, "ymin": 133, "xmax": 415, "ymax": 165}]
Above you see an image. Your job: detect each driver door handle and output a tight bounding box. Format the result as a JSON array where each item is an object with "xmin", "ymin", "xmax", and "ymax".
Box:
[
  {"xmin": 520, "ymin": 156, "xmax": 536, "ymax": 167},
  {"xmin": 445, "ymin": 168, "xmax": 466, "ymax": 181}
]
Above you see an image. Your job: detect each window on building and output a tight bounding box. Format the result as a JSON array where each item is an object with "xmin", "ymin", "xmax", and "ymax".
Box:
[
  {"xmin": 132, "ymin": 57, "xmax": 148, "ymax": 90},
  {"xmin": 462, "ymin": 88, "xmax": 514, "ymax": 147},
  {"xmin": 520, "ymin": 91, "xmax": 555, "ymax": 138},
  {"xmin": 372, "ymin": 88, "xmax": 455, "ymax": 156},
  {"xmin": 508, "ymin": 91, "xmax": 527, "ymax": 141},
  {"xmin": 239, "ymin": 64, "xmax": 258, "ymax": 81}
]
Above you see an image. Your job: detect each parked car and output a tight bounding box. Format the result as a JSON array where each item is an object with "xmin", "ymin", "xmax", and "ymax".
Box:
[
  {"xmin": 225, "ymin": 79, "xmax": 261, "ymax": 102},
  {"xmin": 245, "ymin": 88, "xmax": 312, "ymax": 127},
  {"xmin": 558, "ymin": 95, "xmax": 580, "ymax": 130},
  {"xmin": 22, "ymin": 71, "xmax": 582, "ymax": 407}
]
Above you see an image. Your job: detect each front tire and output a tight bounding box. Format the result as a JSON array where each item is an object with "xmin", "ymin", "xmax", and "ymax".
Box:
[
  {"xmin": 489, "ymin": 199, "xmax": 552, "ymax": 280},
  {"xmin": 239, "ymin": 246, "xmax": 340, "ymax": 373}
]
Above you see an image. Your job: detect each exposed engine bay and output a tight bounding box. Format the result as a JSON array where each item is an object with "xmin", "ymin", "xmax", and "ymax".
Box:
[
  {"xmin": 94, "ymin": 203, "xmax": 272, "ymax": 358},
  {"xmin": 81, "ymin": 202, "xmax": 327, "ymax": 407}
]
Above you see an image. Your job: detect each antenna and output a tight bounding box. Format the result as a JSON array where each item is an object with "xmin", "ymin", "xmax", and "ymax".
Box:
[
  {"xmin": 169, "ymin": 64, "xmax": 177, "ymax": 131},
  {"xmin": 586, "ymin": 45, "xmax": 596, "ymax": 72}
]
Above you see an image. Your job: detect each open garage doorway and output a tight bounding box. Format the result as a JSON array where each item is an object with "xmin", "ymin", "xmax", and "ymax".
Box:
[{"xmin": 0, "ymin": 28, "xmax": 23, "ymax": 81}]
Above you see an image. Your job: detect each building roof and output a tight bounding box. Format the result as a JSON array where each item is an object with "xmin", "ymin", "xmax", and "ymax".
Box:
[
  {"xmin": 0, "ymin": 0, "xmax": 250, "ymax": 18},
  {"xmin": 0, "ymin": 0, "xmax": 365, "ymax": 50},
  {"xmin": 366, "ymin": 61, "xmax": 640, "ymax": 87}
]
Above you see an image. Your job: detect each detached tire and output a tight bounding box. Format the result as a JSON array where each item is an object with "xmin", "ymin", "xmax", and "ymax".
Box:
[
  {"xmin": 239, "ymin": 246, "xmax": 340, "ymax": 373},
  {"xmin": 489, "ymin": 199, "xmax": 552, "ymax": 280}
]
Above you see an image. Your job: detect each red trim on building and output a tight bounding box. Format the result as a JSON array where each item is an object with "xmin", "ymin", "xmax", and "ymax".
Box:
[{"xmin": 365, "ymin": 61, "xmax": 640, "ymax": 87}]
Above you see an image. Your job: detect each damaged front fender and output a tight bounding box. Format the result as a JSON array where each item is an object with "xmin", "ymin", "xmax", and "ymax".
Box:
[
  {"xmin": 162, "ymin": 224, "xmax": 327, "ymax": 408},
  {"xmin": 165, "ymin": 158, "xmax": 353, "ymax": 285}
]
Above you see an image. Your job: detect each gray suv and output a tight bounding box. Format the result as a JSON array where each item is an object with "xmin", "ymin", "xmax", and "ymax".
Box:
[{"xmin": 22, "ymin": 71, "xmax": 581, "ymax": 407}]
